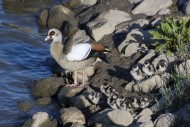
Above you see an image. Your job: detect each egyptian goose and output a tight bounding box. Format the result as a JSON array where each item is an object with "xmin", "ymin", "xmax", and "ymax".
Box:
[{"xmin": 45, "ymin": 28, "xmax": 110, "ymax": 87}]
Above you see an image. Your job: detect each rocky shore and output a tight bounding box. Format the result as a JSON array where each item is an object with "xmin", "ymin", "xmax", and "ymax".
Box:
[{"xmin": 18, "ymin": 0, "xmax": 190, "ymax": 127}]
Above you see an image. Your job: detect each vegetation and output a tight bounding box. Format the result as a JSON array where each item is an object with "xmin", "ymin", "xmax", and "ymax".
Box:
[
  {"xmin": 161, "ymin": 66, "xmax": 190, "ymax": 110},
  {"xmin": 149, "ymin": 16, "xmax": 190, "ymax": 60}
]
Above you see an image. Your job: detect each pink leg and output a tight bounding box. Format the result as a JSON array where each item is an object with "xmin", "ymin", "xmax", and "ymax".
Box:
[{"xmin": 76, "ymin": 70, "xmax": 86, "ymax": 88}]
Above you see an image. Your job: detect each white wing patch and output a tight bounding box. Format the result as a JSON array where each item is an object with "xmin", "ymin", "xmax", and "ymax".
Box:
[{"xmin": 66, "ymin": 43, "xmax": 92, "ymax": 61}]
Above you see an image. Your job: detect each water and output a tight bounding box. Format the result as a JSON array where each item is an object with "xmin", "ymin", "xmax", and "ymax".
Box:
[{"xmin": 0, "ymin": 0, "xmax": 62, "ymax": 126}]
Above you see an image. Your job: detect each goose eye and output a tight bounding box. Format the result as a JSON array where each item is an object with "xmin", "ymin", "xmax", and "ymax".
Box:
[{"xmin": 50, "ymin": 31, "xmax": 55, "ymax": 36}]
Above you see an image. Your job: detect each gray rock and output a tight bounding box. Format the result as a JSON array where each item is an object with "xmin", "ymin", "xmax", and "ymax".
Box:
[
  {"xmin": 18, "ymin": 101, "xmax": 34, "ymax": 112},
  {"xmin": 58, "ymin": 86, "xmax": 84, "ymax": 106},
  {"xmin": 177, "ymin": 59, "xmax": 190, "ymax": 76},
  {"xmin": 107, "ymin": 110, "xmax": 133, "ymax": 126},
  {"xmin": 176, "ymin": 104, "xmax": 190, "ymax": 124},
  {"xmin": 129, "ymin": 0, "xmax": 143, "ymax": 4},
  {"xmin": 183, "ymin": 1, "xmax": 190, "ymax": 14},
  {"xmin": 22, "ymin": 112, "xmax": 57, "ymax": 127},
  {"xmin": 131, "ymin": 0, "xmax": 172, "ymax": 16},
  {"xmin": 31, "ymin": 77, "xmax": 65, "ymax": 98},
  {"xmin": 131, "ymin": 73, "xmax": 171, "ymax": 93},
  {"xmin": 47, "ymin": 5, "xmax": 77, "ymax": 29},
  {"xmin": 130, "ymin": 19, "xmax": 149, "ymax": 29},
  {"xmin": 137, "ymin": 49, "xmax": 156, "ymax": 65},
  {"xmin": 87, "ymin": 9, "xmax": 132, "ymax": 41},
  {"xmin": 35, "ymin": 97, "xmax": 51, "ymax": 105},
  {"xmin": 38, "ymin": 9, "xmax": 48, "ymax": 26},
  {"xmin": 154, "ymin": 113, "xmax": 177, "ymax": 127},
  {"xmin": 68, "ymin": 0, "xmax": 97, "ymax": 7},
  {"xmin": 69, "ymin": 92, "xmax": 91, "ymax": 109},
  {"xmin": 72, "ymin": 122, "xmax": 85, "ymax": 127},
  {"xmin": 138, "ymin": 121, "xmax": 154, "ymax": 127},
  {"xmin": 60, "ymin": 107, "xmax": 85, "ymax": 125},
  {"xmin": 125, "ymin": 43, "xmax": 140, "ymax": 57},
  {"xmin": 88, "ymin": 108, "xmax": 124, "ymax": 127},
  {"xmin": 178, "ymin": 0, "xmax": 189, "ymax": 7},
  {"xmin": 150, "ymin": 17, "xmax": 162, "ymax": 28},
  {"xmin": 118, "ymin": 29, "xmax": 151, "ymax": 57},
  {"xmin": 158, "ymin": 8, "xmax": 171, "ymax": 15}
]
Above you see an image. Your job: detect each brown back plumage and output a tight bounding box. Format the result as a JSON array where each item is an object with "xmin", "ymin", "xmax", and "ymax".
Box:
[{"xmin": 91, "ymin": 43, "xmax": 110, "ymax": 52}]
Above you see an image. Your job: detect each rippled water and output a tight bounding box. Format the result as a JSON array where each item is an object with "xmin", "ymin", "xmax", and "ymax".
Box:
[{"xmin": 0, "ymin": 0, "xmax": 62, "ymax": 126}]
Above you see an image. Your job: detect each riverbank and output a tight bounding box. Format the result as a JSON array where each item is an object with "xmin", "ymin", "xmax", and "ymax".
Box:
[{"xmin": 19, "ymin": 0, "xmax": 190, "ymax": 127}]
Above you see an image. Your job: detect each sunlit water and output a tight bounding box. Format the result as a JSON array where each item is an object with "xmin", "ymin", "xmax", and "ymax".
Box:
[{"xmin": 0, "ymin": 0, "xmax": 62, "ymax": 126}]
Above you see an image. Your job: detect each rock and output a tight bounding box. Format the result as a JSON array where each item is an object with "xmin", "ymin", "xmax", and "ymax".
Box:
[
  {"xmin": 87, "ymin": 9, "xmax": 132, "ymax": 41},
  {"xmin": 137, "ymin": 50, "xmax": 156, "ymax": 65},
  {"xmin": 72, "ymin": 122, "xmax": 85, "ymax": 127},
  {"xmin": 58, "ymin": 86, "xmax": 84, "ymax": 106},
  {"xmin": 125, "ymin": 81, "xmax": 135, "ymax": 91},
  {"xmin": 124, "ymin": 43, "xmax": 140, "ymax": 57},
  {"xmin": 177, "ymin": 59, "xmax": 190, "ymax": 76},
  {"xmin": 183, "ymin": 1, "xmax": 190, "ymax": 14},
  {"xmin": 131, "ymin": 73, "xmax": 171, "ymax": 93},
  {"xmin": 176, "ymin": 104, "xmax": 190, "ymax": 125},
  {"xmin": 69, "ymin": 91, "xmax": 91, "ymax": 109},
  {"xmin": 130, "ymin": 19, "xmax": 149, "ymax": 29},
  {"xmin": 31, "ymin": 77, "xmax": 65, "ymax": 98},
  {"xmin": 131, "ymin": 0, "xmax": 172, "ymax": 16},
  {"xmin": 158, "ymin": 8, "xmax": 171, "ymax": 15},
  {"xmin": 22, "ymin": 112, "xmax": 57, "ymax": 127},
  {"xmin": 150, "ymin": 17, "xmax": 162, "ymax": 28},
  {"xmin": 68, "ymin": 0, "xmax": 97, "ymax": 7},
  {"xmin": 129, "ymin": 0, "xmax": 143, "ymax": 4},
  {"xmin": 178, "ymin": 0, "xmax": 189, "ymax": 8},
  {"xmin": 35, "ymin": 97, "xmax": 51, "ymax": 105},
  {"xmin": 118, "ymin": 29, "xmax": 151, "ymax": 56},
  {"xmin": 18, "ymin": 101, "xmax": 34, "ymax": 112},
  {"xmin": 47, "ymin": 5, "xmax": 77, "ymax": 29},
  {"xmin": 107, "ymin": 109, "xmax": 133, "ymax": 126},
  {"xmin": 154, "ymin": 113, "xmax": 177, "ymax": 127},
  {"xmin": 138, "ymin": 121, "xmax": 154, "ymax": 127},
  {"xmin": 80, "ymin": 0, "xmax": 97, "ymax": 6},
  {"xmin": 88, "ymin": 108, "xmax": 123, "ymax": 127},
  {"xmin": 135, "ymin": 108, "xmax": 154, "ymax": 127},
  {"xmin": 38, "ymin": 9, "xmax": 48, "ymax": 26},
  {"xmin": 60, "ymin": 107, "xmax": 85, "ymax": 125}
]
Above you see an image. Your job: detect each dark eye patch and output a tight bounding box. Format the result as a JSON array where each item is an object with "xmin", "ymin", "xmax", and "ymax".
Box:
[{"xmin": 50, "ymin": 31, "xmax": 55, "ymax": 36}]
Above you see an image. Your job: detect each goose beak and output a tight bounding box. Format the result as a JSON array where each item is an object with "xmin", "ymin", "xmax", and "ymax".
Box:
[{"xmin": 45, "ymin": 35, "xmax": 51, "ymax": 41}]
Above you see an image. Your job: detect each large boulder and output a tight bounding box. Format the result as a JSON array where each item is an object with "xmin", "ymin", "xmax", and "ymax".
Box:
[
  {"xmin": 58, "ymin": 86, "xmax": 84, "ymax": 106},
  {"xmin": 47, "ymin": 5, "xmax": 78, "ymax": 29},
  {"xmin": 131, "ymin": 0, "xmax": 172, "ymax": 16},
  {"xmin": 107, "ymin": 110, "xmax": 133, "ymax": 126},
  {"xmin": 118, "ymin": 29, "xmax": 151, "ymax": 57},
  {"xmin": 183, "ymin": 1, "xmax": 190, "ymax": 14},
  {"xmin": 125, "ymin": 73, "xmax": 171, "ymax": 93},
  {"xmin": 134, "ymin": 108, "xmax": 154, "ymax": 127},
  {"xmin": 88, "ymin": 108, "xmax": 124, "ymax": 127},
  {"xmin": 154, "ymin": 113, "xmax": 177, "ymax": 127},
  {"xmin": 22, "ymin": 112, "xmax": 57, "ymax": 127},
  {"xmin": 31, "ymin": 77, "xmax": 65, "ymax": 98},
  {"xmin": 87, "ymin": 9, "xmax": 132, "ymax": 41},
  {"xmin": 60, "ymin": 107, "xmax": 86, "ymax": 125},
  {"xmin": 38, "ymin": 9, "xmax": 48, "ymax": 26}
]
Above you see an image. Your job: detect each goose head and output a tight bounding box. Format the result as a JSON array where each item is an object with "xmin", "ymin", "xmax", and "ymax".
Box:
[{"xmin": 45, "ymin": 28, "xmax": 62, "ymax": 43}]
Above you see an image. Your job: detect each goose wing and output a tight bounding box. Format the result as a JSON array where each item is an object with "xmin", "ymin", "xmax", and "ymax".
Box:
[{"xmin": 66, "ymin": 43, "xmax": 92, "ymax": 61}]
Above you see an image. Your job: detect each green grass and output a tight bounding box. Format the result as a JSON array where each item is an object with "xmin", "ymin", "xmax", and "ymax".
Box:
[{"xmin": 161, "ymin": 66, "xmax": 190, "ymax": 110}]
